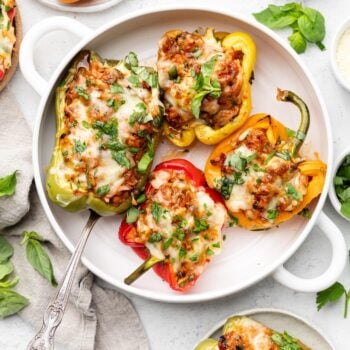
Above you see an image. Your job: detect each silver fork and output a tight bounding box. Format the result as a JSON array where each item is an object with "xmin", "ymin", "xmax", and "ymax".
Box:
[{"xmin": 27, "ymin": 210, "xmax": 100, "ymax": 350}]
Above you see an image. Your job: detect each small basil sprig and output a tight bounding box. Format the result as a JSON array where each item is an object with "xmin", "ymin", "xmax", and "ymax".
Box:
[
  {"xmin": 21, "ymin": 231, "xmax": 58, "ymax": 287},
  {"xmin": 0, "ymin": 235, "xmax": 28, "ymax": 318},
  {"xmin": 253, "ymin": 3, "xmax": 326, "ymax": 54},
  {"xmin": 0, "ymin": 171, "xmax": 17, "ymax": 197},
  {"xmin": 191, "ymin": 54, "xmax": 222, "ymax": 118}
]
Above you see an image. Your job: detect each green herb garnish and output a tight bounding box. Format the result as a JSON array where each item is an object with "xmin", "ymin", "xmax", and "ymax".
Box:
[
  {"xmin": 74, "ymin": 140, "xmax": 87, "ymax": 154},
  {"xmin": 0, "ymin": 171, "xmax": 17, "ymax": 198},
  {"xmin": 334, "ymin": 155, "xmax": 350, "ymax": 219},
  {"xmin": 126, "ymin": 206, "xmax": 140, "ymax": 224},
  {"xmin": 193, "ymin": 217, "xmax": 209, "ymax": 233},
  {"xmin": 271, "ymin": 331, "xmax": 302, "ymax": 350},
  {"xmin": 316, "ymin": 281, "xmax": 350, "ymax": 318},
  {"xmin": 253, "ymin": 3, "xmax": 326, "ymax": 54},
  {"xmin": 148, "ymin": 232, "xmax": 162, "ymax": 243},
  {"xmin": 75, "ymin": 86, "xmax": 89, "ymax": 100},
  {"xmin": 267, "ymin": 209, "xmax": 279, "ymax": 221},
  {"xmin": 21, "ymin": 231, "xmax": 58, "ymax": 287},
  {"xmin": 151, "ymin": 202, "xmax": 163, "ymax": 223},
  {"xmin": 96, "ymin": 185, "xmax": 110, "ymax": 196}
]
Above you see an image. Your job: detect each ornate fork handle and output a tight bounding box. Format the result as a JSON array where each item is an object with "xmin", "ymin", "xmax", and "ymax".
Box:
[{"xmin": 27, "ymin": 210, "xmax": 100, "ymax": 350}]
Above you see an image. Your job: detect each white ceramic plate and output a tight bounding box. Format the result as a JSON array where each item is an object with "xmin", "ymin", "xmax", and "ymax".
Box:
[
  {"xmin": 195, "ymin": 308, "xmax": 334, "ymax": 349},
  {"xmin": 36, "ymin": 0, "xmax": 123, "ymax": 13},
  {"xmin": 20, "ymin": 7, "xmax": 348, "ymax": 303}
]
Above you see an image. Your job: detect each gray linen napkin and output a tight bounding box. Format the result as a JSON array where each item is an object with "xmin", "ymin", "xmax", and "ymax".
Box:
[{"xmin": 0, "ymin": 88, "xmax": 149, "ymax": 350}]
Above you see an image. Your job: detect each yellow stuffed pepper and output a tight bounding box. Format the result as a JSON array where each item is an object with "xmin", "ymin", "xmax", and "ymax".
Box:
[
  {"xmin": 157, "ymin": 28, "xmax": 256, "ymax": 146},
  {"xmin": 205, "ymin": 89, "xmax": 326, "ymax": 230}
]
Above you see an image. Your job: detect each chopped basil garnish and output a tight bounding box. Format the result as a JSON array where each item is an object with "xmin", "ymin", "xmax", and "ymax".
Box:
[
  {"xmin": 206, "ymin": 247, "xmax": 215, "ymax": 256},
  {"xmin": 148, "ymin": 232, "xmax": 162, "ymax": 243},
  {"xmin": 286, "ymin": 183, "xmax": 302, "ymax": 200},
  {"xmin": 112, "ymin": 150, "xmax": 131, "ymax": 169},
  {"xmin": 111, "ymin": 83, "xmax": 124, "ymax": 94},
  {"xmin": 128, "ymin": 74, "xmax": 141, "ymax": 87},
  {"xmin": 75, "ymin": 86, "xmax": 89, "ymax": 100},
  {"xmin": 267, "ymin": 209, "xmax": 279, "ymax": 221},
  {"xmin": 126, "ymin": 52, "xmax": 139, "ymax": 67},
  {"xmin": 193, "ymin": 217, "xmax": 209, "ymax": 233},
  {"xmin": 229, "ymin": 214, "xmax": 238, "ymax": 227},
  {"xmin": 96, "ymin": 185, "xmax": 110, "ymax": 196},
  {"xmin": 151, "ymin": 202, "xmax": 163, "ymax": 223},
  {"xmin": 212, "ymin": 242, "xmax": 221, "ymax": 248},
  {"xmin": 131, "ymin": 66, "xmax": 158, "ymax": 88},
  {"xmin": 178, "ymin": 247, "xmax": 187, "ymax": 259},
  {"xmin": 82, "ymin": 120, "xmax": 90, "ymax": 128},
  {"xmin": 126, "ymin": 206, "xmax": 140, "ymax": 224},
  {"xmin": 136, "ymin": 193, "xmax": 146, "ymax": 204},
  {"xmin": 298, "ymin": 207, "xmax": 311, "ymax": 219},
  {"xmin": 92, "ymin": 118, "xmax": 118, "ymax": 137},
  {"xmin": 163, "ymin": 238, "xmax": 173, "ymax": 250},
  {"xmin": 74, "ymin": 140, "xmax": 87, "ymax": 154},
  {"xmin": 189, "ymin": 254, "xmax": 199, "ymax": 262},
  {"xmin": 137, "ymin": 152, "xmax": 153, "ymax": 174}
]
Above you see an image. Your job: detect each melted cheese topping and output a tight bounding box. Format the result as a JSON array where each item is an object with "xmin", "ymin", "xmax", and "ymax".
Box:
[
  {"xmin": 55, "ymin": 52, "xmax": 162, "ymax": 206},
  {"xmin": 0, "ymin": 0, "xmax": 16, "ymax": 76},
  {"xmin": 135, "ymin": 168, "xmax": 227, "ymax": 287},
  {"xmin": 217, "ymin": 128, "xmax": 309, "ymax": 225},
  {"xmin": 157, "ymin": 28, "xmax": 244, "ymax": 129}
]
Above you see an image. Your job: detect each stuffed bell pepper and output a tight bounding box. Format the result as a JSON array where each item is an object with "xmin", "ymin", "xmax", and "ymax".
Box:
[
  {"xmin": 195, "ymin": 316, "xmax": 311, "ymax": 350},
  {"xmin": 157, "ymin": 28, "xmax": 256, "ymax": 147},
  {"xmin": 0, "ymin": 0, "xmax": 17, "ymax": 83},
  {"xmin": 46, "ymin": 50, "xmax": 163, "ymax": 216},
  {"xmin": 119, "ymin": 159, "xmax": 228, "ymax": 291},
  {"xmin": 205, "ymin": 89, "xmax": 326, "ymax": 230}
]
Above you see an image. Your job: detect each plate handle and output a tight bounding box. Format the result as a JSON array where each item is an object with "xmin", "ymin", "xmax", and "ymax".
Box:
[
  {"xmin": 272, "ymin": 211, "xmax": 347, "ymax": 292},
  {"xmin": 19, "ymin": 16, "xmax": 93, "ymax": 96}
]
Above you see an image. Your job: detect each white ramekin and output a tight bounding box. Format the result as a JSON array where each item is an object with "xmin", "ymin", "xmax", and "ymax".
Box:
[{"xmin": 331, "ymin": 17, "xmax": 350, "ymax": 92}]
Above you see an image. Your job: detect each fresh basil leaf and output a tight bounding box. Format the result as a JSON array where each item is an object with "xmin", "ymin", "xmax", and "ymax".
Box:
[
  {"xmin": 111, "ymin": 83, "xmax": 124, "ymax": 94},
  {"xmin": 151, "ymin": 202, "xmax": 163, "ymax": 223},
  {"xmin": 193, "ymin": 217, "xmax": 209, "ymax": 233},
  {"xmin": 267, "ymin": 209, "xmax": 279, "ymax": 221},
  {"xmin": 148, "ymin": 232, "xmax": 162, "ymax": 243},
  {"xmin": 341, "ymin": 201, "xmax": 350, "ymax": 219},
  {"xmin": 316, "ymin": 282, "xmax": 346, "ymax": 311},
  {"xmin": 74, "ymin": 140, "xmax": 87, "ymax": 154},
  {"xmin": 286, "ymin": 183, "xmax": 302, "ymax": 200},
  {"xmin": 0, "ymin": 289, "xmax": 29, "ymax": 318},
  {"xmin": 25, "ymin": 239, "xmax": 57, "ymax": 287},
  {"xmin": 191, "ymin": 90, "xmax": 209, "ymax": 118},
  {"xmin": 96, "ymin": 185, "xmax": 110, "ymax": 197},
  {"xmin": 0, "ymin": 275, "xmax": 19, "ymax": 289},
  {"xmin": 178, "ymin": 247, "xmax": 187, "ymax": 259},
  {"xmin": 0, "ymin": 236, "xmax": 13, "ymax": 263},
  {"xmin": 112, "ymin": 150, "xmax": 131, "ymax": 169},
  {"xmin": 0, "ymin": 261, "xmax": 13, "ymax": 280},
  {"xmin": 201, "ymin": 54, "xmax": 221, "ymax": 76},
  {"xmin": 163, "ymin": 238, "xmax": 173, "ymax": 250},
  {"xmin": 137, "ymin": 152, "xmax": 153, "ymax": 174},
  {"xmin": 126, "ymin": 206, "xmax": 139, "ymax": 224},
  {"xmin": 288, "ymin": 31, "xmax": 307, "ymax": 54},
  {"xmin": 75, "ymin": 87, "xmax": 89, "ymax": 100},
  {"xmin": 0, "ymin": 171, "xmax": 17, "ymax": 197},
  {"xmin": 297, "ymin": 11, "xmax": 325, "ymax": 43},
  {"xmin": 136, "ymin": 193, "xmax": 146, "ymax": 204},
  {"xmin": 128, "ymin": 74, "xmax": 141, "ymax": 87},
  {"xmin": 127, "ymin": 52, "xmax": 139, "ymax": 67},
  {"xmin": 253, "ymin": 7, "xmax": 297, "ymax": 29}
]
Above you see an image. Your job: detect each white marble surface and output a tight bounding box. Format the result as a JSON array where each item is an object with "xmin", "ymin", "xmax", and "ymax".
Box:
[{"xmin": 1, "ymin": 0, "xmax": 350, "ymax": 349}]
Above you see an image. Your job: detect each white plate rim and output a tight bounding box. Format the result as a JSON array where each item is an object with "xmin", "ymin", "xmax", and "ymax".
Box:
[
  {"xmin": 36, "ymin": 0, "xmax": 124, "ymax": 13},
  {"xmin": 32, "ymin": 4, "xmax": 333, "ymax": 303},
  {"xmin": 196, "ymin": 307, "xmax": 335, "ymax": 349}
]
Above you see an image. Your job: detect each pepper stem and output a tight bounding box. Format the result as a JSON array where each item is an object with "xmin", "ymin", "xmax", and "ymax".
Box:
[
  {"xmin": 124, "ymin": 255, "xmax": 163, "ymax": 285},
  {"xmin": 277, "ymin": 89, "xmax": 310, "ymax": 158}
]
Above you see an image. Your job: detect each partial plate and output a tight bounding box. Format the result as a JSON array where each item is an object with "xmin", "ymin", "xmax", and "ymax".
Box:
[
  {"xmin": 36, "ymin": 0, "xmax": 124, "ymax": 13},
  {"xmin": 196, "ymin": 308, "xmax": 334, "ymax": 350},
  {"xmin": 0, "ymin": 7, "xmax": 22, "ymax": 92}
]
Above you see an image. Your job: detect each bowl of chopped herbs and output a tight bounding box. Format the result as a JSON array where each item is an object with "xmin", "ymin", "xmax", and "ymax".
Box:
[{"xmin": 329, "ymin": 148, "xmax": 350, "ymax": 221}]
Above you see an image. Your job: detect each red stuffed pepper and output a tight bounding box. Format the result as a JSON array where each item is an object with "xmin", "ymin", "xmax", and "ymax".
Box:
[{"xmin": 119, "ymin": 159, "xmax": 228, "ymax": 291}]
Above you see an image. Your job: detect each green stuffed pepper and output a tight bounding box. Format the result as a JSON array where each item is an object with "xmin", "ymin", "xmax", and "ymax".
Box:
[
  {"xmin": 195, "ymin": 316, "xmax": 311, "ymax": 350},
  {"xmin": 46, "ymin": 50, "xmax": 163, "ymax": 216}
]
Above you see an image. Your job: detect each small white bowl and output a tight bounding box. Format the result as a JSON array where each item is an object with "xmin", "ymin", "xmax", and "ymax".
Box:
[
  {"xmin": 329, "ymin": 145, "xmax": 350, "ymax": 221},
  {"xmin": 331, "ymin": 18, "xmax": 350, "ymax": 92}
]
